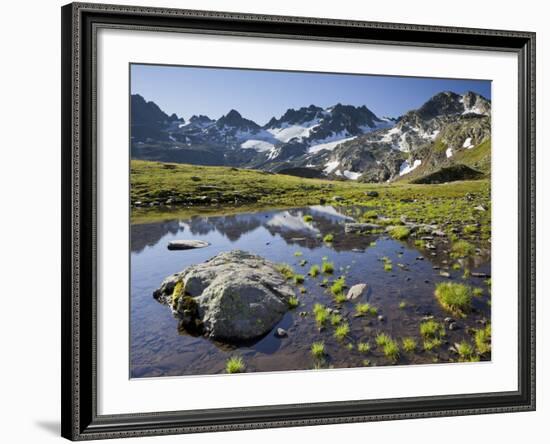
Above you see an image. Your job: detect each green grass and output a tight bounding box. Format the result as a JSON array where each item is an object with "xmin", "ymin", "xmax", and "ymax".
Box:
[
  {"xmin": 463, "ymin": 224, "xmax": 478, "ymax": 234},
  {"xmin": 382, "ymin": 339, "xmax": 399, "ymax": 362},
  {"xmin": 474, "ymin": 324, "xmax": 491, "ymax": 355},
  {"xmin": 398, "ymin": 301, "xmax": 407, "ymax": 309},
  {"xmin": 423, "ymin": 338, "xmax": 443, "ymax": 351},
  {"xmin": 309, "ymin": 264, "xmax": 320, "ymax": 277},
  {"xmin": 225, "ymin": 356, "xmax": 245, "ymax": 374},
  {"xmin": 434, "ymin": 282, "xmax": 472, "ymax": 317},
  {"xmin": 323, "ymin": 233, "xmax": 334, "ymax": 243},
  {"xmin": 334, "ymin": 323, "xmax": 350, "ymax": 341},
  {"xmin": 313, "ymin": 304, "xmax": 330, "ymax": 327},
  {"xmin": 473, "ymin": 287, "xmax": 484, "ymax": 297},
  {"xmin": 321, "ymin": 261, "xmax": 335, "ymax": 274},
  {"xmin": 375, "ymin": 333, "xmax": 392, "ymax": 347},
  {"xmin": 402, "ymin": 337, "xmax": 417, "ymax": 353},
  {"xmin": 457, "ymin": 341, "xmax": 478, "ymax": 362},
  {"xmin": 311, "ymin": 341, "xmax": 325, "ymax": 358},
  {"xmin": 330, "ymin": 313, "xmax": 343, "ymax": 326},
  {"xmin": 451, "ymin": 240, "xmax": 476, "ymax": 258},
  {"xmin": 294, "ymin": 251, "xmax": 303, "ymax": 257},
  {"xmin": 357, "ymin": 342, "xmax": 371, "ymax": 353},
  {"xmin": 293, "ymin": 274, "xmax": 305, "ymax": 285},
  {"xmin": 288, "ymin": 296, "xmax": 300, "ymax": 309},
  {"xmin": 354, "ymin": 303, "xmax": 377, "ymax": 316},
  {"xmin": 452, "ymin": 263, "xmax": 462, "ymax": 270},
  {"xmin": 276, "ymin": 263, "xmax": 294, "ymax": 280},
  {"xmin": 330, "ymin": 277, "xmax": 346, "ymax": 296},
  {"xmin": 388, "ymin": 226, "xmax": 411, "ymax": 240},
  {"xmin": 420, "ymin": 320, "xmax": 445, "ymax": 339},
  {"xmin": 303, "ymin": 214, "xmax": 313, "ymax": 222}
]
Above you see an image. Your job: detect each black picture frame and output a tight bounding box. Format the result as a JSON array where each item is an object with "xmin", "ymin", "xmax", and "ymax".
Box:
[{"xmin": 61, "ymin": 2, "xmax": 536, "ymax": 440}]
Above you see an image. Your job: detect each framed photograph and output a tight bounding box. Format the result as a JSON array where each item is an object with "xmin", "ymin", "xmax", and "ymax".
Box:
[{"xmin": 61, "ymin": 2, "xmax": 535, "ymax": 440}]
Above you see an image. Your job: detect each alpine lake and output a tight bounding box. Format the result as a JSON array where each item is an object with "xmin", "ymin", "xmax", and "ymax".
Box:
[{"xmin": 130, "ymin": 198, "xmax": 492, "ymax": 378}]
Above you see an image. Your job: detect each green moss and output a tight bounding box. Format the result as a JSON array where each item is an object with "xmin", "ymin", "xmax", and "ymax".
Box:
[
  {"xmin": 423, "ymin": 338, "xmax": 443, "ymax": 351},
  {"xmin": 463, "ymin": 224, "xmax": 478, "ymax": 234},
  {"xmin": 293, "ymin": 274, "xmax": 305, "ymax": 285},
  {"xmin": 330, "ymin": 313, "xmax": 343, "ymax": 326},
  {"xmin": 294, "ymin": 251, "xmax": 303, "ymax": 257},
  {"xmin": 434, "ymin": 282, "xmax": 472, "ymax": 317},
  {"xmin": 357, "ymin": 342, "xmax": 371, "ymax": 353},
  {"xmin": 303, "ymin": 214, "xmax": 313, "ymax": 222},
  {"xmin": 473, "ymin": 287, "xmax": 484, "ymax": 297},
  {"xmin": 171, "ymin": 280, "xmax": 185, "ymax": 309},
  {"xmin": 225, "ymin": 356, "xmax": 245, "ymax": 374}
]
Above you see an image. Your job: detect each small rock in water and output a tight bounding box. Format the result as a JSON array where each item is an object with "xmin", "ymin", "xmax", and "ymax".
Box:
[
  {"xmin": 439, "ymin": 271, "xmax": 451, "ymax": 278},
  {"xmin": 448, "ymin": 322, "xmax": 459, "ymax": 331},
  {"xmin": 352, "ymin": 248, "xmax": 364, "ymax": 253},
  {"xmin": 432, "ymin": 265, "xmax": 441, "ymax": 270},
  {"xmin": 421, "ymin": 236, "xmax": 434, "ymax": 241},
  {"xmin": 167, "ymin": 240, "xmax": 210, "ymax": 250},
  {"xmin": 299, "ymin": 311, "xmax": 308, "ymax": 317},
  {"xmin": 416, "ymin": 256, "xmax": 424, "ymax": 261},
  {"xmin": 377, "ymin": 315, "xmax": 385, "ymax": 322},
  {"xmin": 444, "ymin": 317, "xmax": 454, "ymax": 324},
  {"xmin": 275, "ymin": 328, "xmax": 288, "ymax": 338},
  {"xmin": 432, "ymin": 230, "xmax": 446, "ymax": 237},
  {"xmin": 471, "ymin": 272, "xmax": 491, "ymax": 278},
  {"xmin": 346, "ymin": 283, "xmax": 368, "ymax": 300}
]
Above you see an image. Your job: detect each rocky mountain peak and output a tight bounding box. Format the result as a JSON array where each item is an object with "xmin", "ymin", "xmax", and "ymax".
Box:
[{"xmin": 217, "ymin": 109, "xmax": 260, "ymax": 131}]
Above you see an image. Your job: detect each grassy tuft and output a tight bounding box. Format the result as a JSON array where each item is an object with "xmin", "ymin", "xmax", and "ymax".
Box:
[
  {"xmin": 451, "ymin": 240, "xmax": 476, "ymax": 258},
  {"xmin": 303, "ymin": 214, "xmax": 313, "ymax": 222},
  {"xmin": 277, "ymin": 263, "xmax": 294, "ymax": 280},
  {"xmin": 375, "ymin": 332, "xmax": 392, "ymax": 347},
  {"xmin": 402, "ymin": 337, "xmax": 417, "ymax": 353},
  {"xmin": 310, "ymin": 341, "xmax": 325, "ymax": 358},
  {"xmin": 321, "ymin": 261, "xmax": 335, "ymax": 274},
  {"xmin": 420, "ymin": 320, "xmax": 445, "ymax": 339},
  {"xmin": 357, "ymin": 342, "xmax": 371, "ymax": 353},
  {"xmin": 293, "ymin": 274, "xmax": 305, "ymax": 285},
  {"xmin": 225, "ymin": 356, "xmax": 245, "ymax": 374},
  {"xmin": 288, "ymin": 296, "xmax": 300, "ymax": 309},
  {"xmin": 457, "ymin": 341, "xmax": 478, "ymax": 362},
  {"xmin": 473, "ymin": 324, "xmax": 491, "ymax": 355},
  {"xmin": 388, "ymin": 226, "xmax": 411, "ymax": 240},
  {"xmin": 334, "ymin": 323, "xmax": 350, "ymax": 341},
  {"xmin": 434, "ymin": 282, "xmax": 472, "ymax": 317},
  {"xmin": 323, "ymin": 233, "xmax": 334, "ymax": 243},
  {"xmin": 313, "ymin": 303, "xmax": 330, "ymax": 327},
  {"xmin": 309, "ymin": 264, "xmax": 320, "ymax": 277}
]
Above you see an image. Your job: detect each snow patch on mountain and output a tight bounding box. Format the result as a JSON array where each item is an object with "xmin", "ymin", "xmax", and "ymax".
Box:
[
  {"xmin": 446, "ymin": 147, "xmax": 454, "ymax": 158},
  {"xmin": 240, "ymin": 139, "xmax": 275, "ymax": 152},
  {"xmin": 324, "ymin": 160, "xmax": 340, "ymax": 174},
  {"xmin": 267, "ymin": 120, "xmax": 321, "ymax": 143},
  {"xmin": 308, "ymin": 135, "xmax": 357, "ymax": 154},
  {"xmin": 343, "ymin": 170, "xmax": 362, "ymax": 180},
  {"xmin": 462, "ymin": 137, "xmax": 474, "ymax": 149},
  {"xmin": 399, "ymin": 159, "xmax": 422, "ymax": 176}
]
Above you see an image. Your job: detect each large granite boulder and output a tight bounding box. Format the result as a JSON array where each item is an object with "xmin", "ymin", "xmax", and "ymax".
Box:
[{"xmin": 153, "ymin": 250, "xmax": 295, "ymax": 341}]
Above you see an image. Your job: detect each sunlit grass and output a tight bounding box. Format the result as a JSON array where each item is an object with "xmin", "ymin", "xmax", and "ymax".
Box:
[
  {"xmin": 225, "ymin": 356, "xmax": 245, "ymax": 374},
  {"xmin": 388, "ymin": 226, "xmax": 410, "ymax": 240},
  {"xmin": 334, "ymin": 323, "xmax": 350, "ymax": 341},
  {"xmin": 309, "ymin": 264, "xmax": 320, "ymax": 277},
  {"xmin": 402, "ymin": 337, "xmax": 417, "ymax": 353},
  {"xmin": 288, "ymin": 296, "xmax": 300, "ymax": 309},
  {"xmin": 310, "ymin": 341, "xmax": 325, "ymax": 358},
  {"xmin": 451, "ymin": 240, "xmax": 476, "ymax": 258},
  {"xmin": 474, "ymin": 324, "xmax": 491, "ymax": 355},
  {"xmin": 323, "ymin": 233, "xmax": 334, "ymax": 243},
  {"xmin": 434, "ymin": 282, "xmax": 472, "ymax": 317},
  {"xmin": 357, "ymin": 342, "xmax": 371, "ymax": 353},
  {"xmin": 321, "ymin": 261, "xmax": 334, "ymax": 274}
]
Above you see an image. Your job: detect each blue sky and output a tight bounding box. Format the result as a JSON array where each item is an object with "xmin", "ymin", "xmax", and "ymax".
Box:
[{"xmin": 131, "ymin": 64, "xmax": 491, "ymax": 125}]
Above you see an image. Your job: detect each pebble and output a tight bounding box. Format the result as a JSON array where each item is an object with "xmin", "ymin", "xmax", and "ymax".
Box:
[{"xmin": 275, "ymin": 328, "xmax": 288, "ymax": 338}]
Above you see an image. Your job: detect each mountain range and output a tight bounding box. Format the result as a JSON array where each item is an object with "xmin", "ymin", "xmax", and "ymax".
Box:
[{"xmin": 131, "ymin": 90, "xmax": 491, "ymax": 183}]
